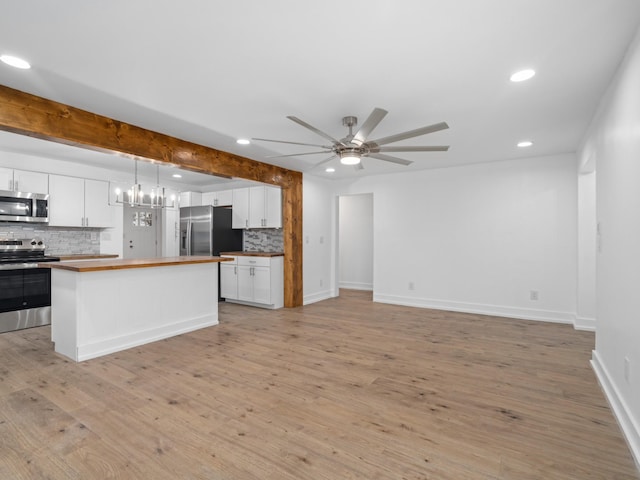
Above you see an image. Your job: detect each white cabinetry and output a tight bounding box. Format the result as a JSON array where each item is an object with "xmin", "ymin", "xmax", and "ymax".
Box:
[
  {"xmin": 0, "ymin": 167, "xmax": 49, "ymax": 193},
  {"xmin": 202, "ymin": 189, "xmax": 233, "ymax": 207},
  {"xmin": 232, "ymin": 188, "xmax": 250, "ymax": 229},
  {"xmin": 179, "ymin": 191, "xmax": 202, "ymax": 207},
  {"xmin": 49, "ymin": 174, "xmax": 113, "ymax": 227},
  {"xmin": 232, "ymin": 186, "xmax": 281, "ymax": 229},
  {"xmin": 220, "ymin": 258, "xmax": 238, "ymax": 300},
  {"xmin": 220, "ymin": 255, "xmax": 283, "ymax": 309}
]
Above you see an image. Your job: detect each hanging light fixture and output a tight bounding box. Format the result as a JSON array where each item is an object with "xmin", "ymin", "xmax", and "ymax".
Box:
[{"xmin": 114, "ymin": 160, "xmax": 175, "ymax": 208}]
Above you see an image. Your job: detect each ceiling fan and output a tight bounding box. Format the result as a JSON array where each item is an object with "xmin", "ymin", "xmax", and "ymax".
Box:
[{"xmin": 253, "ymin": 108, "xmax": 449, "ymax": 169}]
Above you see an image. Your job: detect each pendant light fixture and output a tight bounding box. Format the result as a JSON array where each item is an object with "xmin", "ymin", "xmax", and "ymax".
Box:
[{"xmin": 114, "ymin": 160, "xmax": 176, "ymax": 208}]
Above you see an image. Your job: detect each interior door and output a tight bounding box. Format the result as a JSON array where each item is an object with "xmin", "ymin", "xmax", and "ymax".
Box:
[{"xmin": 123, "ymin": 205, "xmax": 162, "ymax": 259}]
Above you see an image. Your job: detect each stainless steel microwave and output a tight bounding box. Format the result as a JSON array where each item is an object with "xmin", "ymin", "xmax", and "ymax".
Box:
[{"xmin": 0, "ymin": 190, "xmax": 49, "ymax": 223}]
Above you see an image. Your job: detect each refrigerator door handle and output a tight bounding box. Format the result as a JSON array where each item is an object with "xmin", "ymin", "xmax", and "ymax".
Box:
[{"xmin": 188, "ymin": 222, "xmax": 193, "ymax": 256}]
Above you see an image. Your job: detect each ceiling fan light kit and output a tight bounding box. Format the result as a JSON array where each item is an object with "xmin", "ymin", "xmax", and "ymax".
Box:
[{"xmin": 253, "ymin": 107, "xmax": 449, "ymax": 171}]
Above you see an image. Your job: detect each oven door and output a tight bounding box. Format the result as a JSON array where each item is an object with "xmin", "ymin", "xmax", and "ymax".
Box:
[{"xmin": 0, "ymin": 267, "xmax": 51, "ymax": 313}]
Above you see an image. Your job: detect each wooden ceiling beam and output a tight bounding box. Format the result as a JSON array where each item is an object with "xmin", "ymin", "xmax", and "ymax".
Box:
[{"xmin": 0, "ymin": 84, "xmax": 303, "ymax": 307}]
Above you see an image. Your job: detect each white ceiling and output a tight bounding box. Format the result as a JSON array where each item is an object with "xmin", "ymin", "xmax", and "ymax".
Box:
[{"xmin": 1, "ymin": 0, "xmax": 639, "ymax": 185}]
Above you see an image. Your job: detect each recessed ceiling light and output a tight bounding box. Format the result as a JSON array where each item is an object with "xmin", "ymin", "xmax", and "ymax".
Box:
[
  {"xmin": 517, "ymin": 141, "xmax": 533, "ymax": 148},
  {"xmin": 0, "ymin": 54, "xmax": 31, "ymax": 69},
  {"xmin": 325, "ymin": 167, "xmax": 335, "ymax": 173},
  {"xmin": 510, "ymin": 69, "xmax": 535, "ymax": 82},
  {"xmin": 172, "ymin": 173, "xmax": 182, "ymax": 178},
  {"xmin": 236, "ymin": 139, "xmax": 250, "ymax": 145}
]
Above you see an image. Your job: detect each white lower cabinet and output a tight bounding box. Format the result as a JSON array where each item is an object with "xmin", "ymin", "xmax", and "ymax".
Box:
[
  {"xmin": 220, "ymin": 262, "xmax": 238, "ymax": 300},
  {"xmin": 220, "ymin": 255, "xmax": 283, "ymax": 309}
]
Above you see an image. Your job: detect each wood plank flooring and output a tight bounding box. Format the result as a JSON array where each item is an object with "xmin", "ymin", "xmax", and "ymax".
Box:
[{"xmin": 0, "ymin": 289, "xmax": 638, "ymax": 479}]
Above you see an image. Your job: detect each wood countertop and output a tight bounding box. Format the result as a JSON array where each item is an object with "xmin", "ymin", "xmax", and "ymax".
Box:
[
  {"xmin": 41, "ymin": 256, "xmax": 232, "ymax": 272},
  {"xmin": 220, "ymin": 251, "xmax": 284, "ymax": 257},
  {"xmin": 57, "ymin": 254, "xmax": 120, "ymax": 261}
]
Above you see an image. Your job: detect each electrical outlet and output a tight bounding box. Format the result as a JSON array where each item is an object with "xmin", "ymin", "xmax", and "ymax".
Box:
[
  {"xmin": 408, "ymin": 282, "xmax": 415, "ymax": 291},
  {"xmin": 319, "ymin": 279, "xmax": 323, "ymax": 287},
  {"xmin": 624, "ymin": 357, "xmax": 630, "ymax": 383},
  {"xmin": 530, "ymin": 290, "xmax": 539, "ymax": 301},
  {"xmin": 305, "ymin": 236, "xmax": 309, "ymax": 244},
  {"xmin": 319, "ymin": 236, "xmax": 324, "ymax": 244}
]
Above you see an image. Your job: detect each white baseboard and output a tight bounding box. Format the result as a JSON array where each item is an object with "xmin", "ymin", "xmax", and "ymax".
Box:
[
  {"xmin": 304, "ymin": 289, "xmax": 335, "ymax": 305},
  {"xmin": 575, "ymin": 316, "xmax": 596, "ymax": 332},
  {"xmin": 373, "ymin": 293, "xmax": 575, "ymax": 324},
  {"xmin": 591, "ymin": 350, "xmax": 640, "ymax": 471},
  {"xmin": 339, "ymin": 281, "xmax": 373, "ymax": 291}
]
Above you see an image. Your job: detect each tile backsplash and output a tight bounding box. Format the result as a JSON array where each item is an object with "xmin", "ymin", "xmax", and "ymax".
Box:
[
  {"xmin": 243, "ymin": 228, "xmax": 283, "ymax": 252},
  {"xmin": 0, "ymin": 224, "xmax": 100, "ymax": 255}
]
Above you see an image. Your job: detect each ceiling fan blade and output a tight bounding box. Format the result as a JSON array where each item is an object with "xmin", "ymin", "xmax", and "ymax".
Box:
[
  {"xmin": 352, "ymin": 108, "xmax": 388, "ymax": 146},
  {"xmin": 367, "ymin": 121, "xmax": 449, "ymax": 147},
  {"xmin": 373, "ymin": 145, "xmax": 450, "ymax": 153},
  {"xmin": 368, "ymin": 153, "xmax": 413, "ymax": 166},
  {"xmin": 354, "ymin": 162, "xmax": 364, "ymax": 171},
  {"xmin": 314, "ymin": 155, "xmax": 337, "ymax": 168},
  {"xmin": 252, "ymin": 137, "xmax": 331, "ymax": 149},
  {"xmin": 287, "ymin": 116, "xmax": 345, "ymax": 146},
  {"xmin": 266, "ymin": 150, "xmax": 331, "ymax": 158}
]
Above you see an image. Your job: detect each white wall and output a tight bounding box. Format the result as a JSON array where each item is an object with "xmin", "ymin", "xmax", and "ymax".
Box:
[
  {"xmin": 339, "ymin": 194, "xmax": 373, "ymax": 291},
  {"xmin": 302, "ymin": 175, "xmax": 338, "ymax": 304},
  {"xmin": 335, "ymin": 153, "xmax": 578, "ymax": 323},
  {"xmin": 576, "ymin": 170, "xmax": 596, "ymax": 330},
  {"xmin": 580, "ymin": 26, "xmax": 640, "ymax": 466}
]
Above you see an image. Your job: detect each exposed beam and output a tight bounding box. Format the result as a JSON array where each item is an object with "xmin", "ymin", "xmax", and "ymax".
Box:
[{"xmin": 0, "ymin": 84, "xmax": 303, "ymax": 307}]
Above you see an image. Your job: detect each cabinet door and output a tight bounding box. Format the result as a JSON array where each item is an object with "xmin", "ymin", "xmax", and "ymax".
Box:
[
  {"xmin": 264, "ymin": 186, "xmax": 282, "ymax": 228},
  {"xmin": 252, "ymin": 266, "xmax": 271, "ymax": 304},
  {"xmin": 232, "ymin": 188, "xmax": 249, "ymax": 229},
  {"xmin": 248, "ymin": 186, "xmax": 265, "ymax": 228},
  {"xmin": 13, "ymin": 169, "xmax": 49, "ymax": 194},
  {"xmin": 0, "ymin": 167, "xmax": 14, "ymax": 190},
  {"xmin": 201, "ymin": 192, "xmax": 215, "ymax": 206},
  {"xmin": 237, "ymin": 265, "xmax": 253, "ymax": 301},
  {"xmin": 84, "ymin": 179, "xmax": 113, "ymax": 227},
  {"xmin": 220, "ymin": 263, "xmax": 238, "ymax": 300},
  {"xmin": 48, "ymin": 175, "xmax": 84, "ymax": 227},
  {"xmin": 216, "ymin": 190, "xmax": 233, "ymax": 206},
  {"xmin": 162, "ymin": 208, "xmax": 180, "ymax": 257}
]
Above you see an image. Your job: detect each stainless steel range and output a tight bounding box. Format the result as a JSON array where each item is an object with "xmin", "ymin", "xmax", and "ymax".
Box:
[{"xmin": 0, "ymin": 238, "xmax": 60, "ymax": 334}]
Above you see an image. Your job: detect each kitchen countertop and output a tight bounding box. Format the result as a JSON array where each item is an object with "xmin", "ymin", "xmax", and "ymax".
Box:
[
  {"xmin": 220, "ymin": 251, "xmax": 284, "ymax": 257},
  {"xmin": 57, "ymin": 254, "xmax": 120, "ymax": 261},
  {"xmin": 41, "ymin": 256, "xmax": 232, "ymax": 272}
]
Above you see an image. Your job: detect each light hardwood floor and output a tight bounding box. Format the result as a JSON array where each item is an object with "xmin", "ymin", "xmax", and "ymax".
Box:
[{"xmin": 0, "ymin": 289, "xmax": 638, "ymax": 479}]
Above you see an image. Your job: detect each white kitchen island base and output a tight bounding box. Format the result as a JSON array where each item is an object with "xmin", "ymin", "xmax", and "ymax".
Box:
[{"xmin": 48, "ymin": 258, "xmax": 225, "ymax": 362}]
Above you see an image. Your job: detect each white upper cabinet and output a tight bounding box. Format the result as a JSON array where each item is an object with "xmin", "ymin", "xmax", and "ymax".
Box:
[
  {"xmin": 202, "ymin": 189, "xmax": 233, "ymax": 207},
  {"xmin": 49, "ymin": 174, "xmax": 113, "ymax": 227},
  {"xmin": 179, "ymin": 191, "xmax": 202, "ymax": 207},
  {"xmin": 232, "ymin": 188, "xmax": 250, "ymax": 229},
  {"xmin": 248, "ymin": 186, "xmax": 282, "ymax": 229},
  {"xmin": 84, "ymin": 179, "xmax": 113, "ymax": 227},
  {"xmin": 0, "ymin": 167, "xmax": 49, "ymax": 193},
  {"xmin": 232, "ymin": 185, "xmax": 282, "ymax": 229}
]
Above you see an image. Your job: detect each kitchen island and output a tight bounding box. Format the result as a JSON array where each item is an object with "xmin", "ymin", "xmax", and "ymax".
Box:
[{"xmin": 43, "ymin": 256, "xmax": 231, "ymax": 362}]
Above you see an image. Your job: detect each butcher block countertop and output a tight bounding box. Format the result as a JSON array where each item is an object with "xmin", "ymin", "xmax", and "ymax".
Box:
[
  {"xmin": 57, "ymin": 254, "xmax": 120, "ymax": 261},
  {"xmin": 220, "ymin": 251, "xmax": 284, "ymax": 257},
  {"xmin": 41, "ymin": 256, "xmax": 232, "ymax": 272}
]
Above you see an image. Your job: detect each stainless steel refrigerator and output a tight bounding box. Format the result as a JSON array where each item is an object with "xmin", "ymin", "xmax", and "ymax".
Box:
[{"xmin": 179, "ymin": 206, "xmax": 243, "ymax": 256}]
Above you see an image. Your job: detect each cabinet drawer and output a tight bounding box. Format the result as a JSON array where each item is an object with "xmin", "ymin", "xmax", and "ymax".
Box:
[{"xmin": 237, "ymin": 256, "xmax": 270, "ymax": 267}]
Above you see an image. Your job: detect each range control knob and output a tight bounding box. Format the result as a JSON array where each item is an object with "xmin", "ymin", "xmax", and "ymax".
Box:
[
  {"xmin": 37, "ymin": 241, "xmax": 44, "ymax": 246},
  {"xmin": 30, "ymin": 240, "xmax": 37, "ymax": 246}
]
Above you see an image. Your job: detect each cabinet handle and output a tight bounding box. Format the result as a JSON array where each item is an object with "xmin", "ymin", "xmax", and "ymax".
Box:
[
  {"xmin": 85, "ymin": 217, "xmax": 89, "ymax": 227},
  {"xmin": 245, "ymin": 219, "xmax": 248, "ymax": 228},
  {"xmin": 13, "ymin": 180, "xmax": 18, "ymax": 191},
  {"xmin": 234, "ymin": 266, "xmax": 237, "ymax": 275}
]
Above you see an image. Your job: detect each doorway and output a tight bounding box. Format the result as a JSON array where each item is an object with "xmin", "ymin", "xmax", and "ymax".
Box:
[
  {"xmin": 123, "ymin": 204, "xmax": 163, "ymax": 259},
  {"xmin": 338, "ymin": 193, "xmax": 373, "ymax": 293}
]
